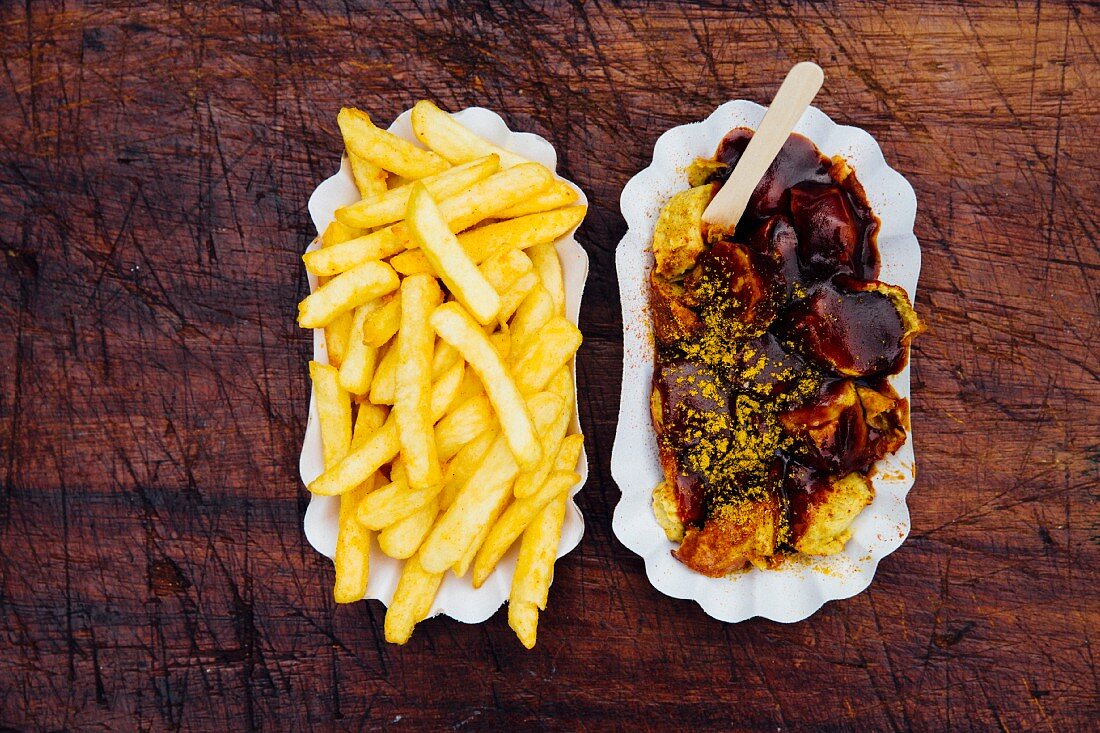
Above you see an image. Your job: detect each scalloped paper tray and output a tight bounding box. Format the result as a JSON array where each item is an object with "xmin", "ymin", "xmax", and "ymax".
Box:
[
  {"xmin": 299, "ymin": 107, "xmax": 590, "ymax": 624},
  {"xmin": 611, "ymin": 101, "xmax": 921, "ymax": 623}
]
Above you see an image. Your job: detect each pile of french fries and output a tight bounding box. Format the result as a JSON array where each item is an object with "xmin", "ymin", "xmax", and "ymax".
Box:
[{"xmin": 298, "ymin": 101, "xmax": 587, "ymax": 648}]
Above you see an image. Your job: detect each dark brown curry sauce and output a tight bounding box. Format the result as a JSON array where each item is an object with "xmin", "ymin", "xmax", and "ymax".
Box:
[{"xmin": 650, "ymin": 129, "xmax": 919, "ymax": 571}]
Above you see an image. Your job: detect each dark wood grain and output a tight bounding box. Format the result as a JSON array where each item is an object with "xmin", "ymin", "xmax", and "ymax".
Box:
[{"xmin": 1, "ymin": 1, "xmax": 1097, "ymax": 730}]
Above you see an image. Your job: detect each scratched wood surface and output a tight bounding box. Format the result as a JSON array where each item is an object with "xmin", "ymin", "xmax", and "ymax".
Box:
[{"xmin": 1, "ymin": 1, "xmax": 1097, "ymax": 731}]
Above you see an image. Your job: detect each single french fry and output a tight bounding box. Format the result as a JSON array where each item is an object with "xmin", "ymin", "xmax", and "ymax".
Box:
[
  {"xmin": 333, "ymin": 514, "xmax": 371, "ymax": 602},
  {"xmin": 440, "ymin": 429, "xmax": 497, "ymax": 509},
  {"xmin": 453, "ymin": 495, "xmax": 508, "ymax": 579},
  {"xmin": 428, "ymin": 360, "xmax": 465, "ymax": 423},
  {"xmin": 322, "ymin": 219, "xmax": 364, "ymax": 247},
  {"xmin": 410, "ymin": 100, "xmax": 528, "ymax": 169},
  {"xmin": 494, "ymin": 179, "xmax": 579, "ymax": 219},
  {"xmin": 479, "ymin": 248, "xmax": 533, "ymax": 295},
  {"xmin": 430, "ymin": 302, "xmax": 541, "ymax": 470},
  {"xmin": 384, "ymin": 552, "xmax": 445, "ymax": 644},
  {"xmin": 298, "ymin": 261, "xmax": 399, "ymax": 329},
  {"xmin": 430, "ymin": 340, "xmax": 461, "ymax": 380},
  {"xmin": 440, "ymin": 163, "xmax": 554, "ymax": 233},
  {"xmin": 369, "ymin": 337, "xmax": 398, "ymax": 405},
  {"xmin": 498, "ymin": 271, "xmax": 539, "ymax": 325},
  {"xmin": 511, "ymin": 317, "xmax": 582, "ymax": 394},
  {"xmin": 309, "ymin": 361, "xmax": 352, "ymax": 469},
  {"xmin": 338, "ymin": 107, "xmax": 449, "ymax": 179},
  {"xmin": 304, "ymin": 225, "xmax": 406, "ymax": 276},
  {"xmin": 508, "ymin": 492, "xmax": 568, "ymax": 649},
  {"xmin": 309, "ymin": 374, "xmax": 458, "ymax": 496},
  {"xmin": 508, "ymin": 285, "xmax": 555, "ymax": 358},
  {"xmin": 389, "ymin": 245, "xmax": 532, "ymax": 291},
  {"xmin": 513, "ymin": 375, "xmax": 572, "ymax": 498},
  {"xmin": 473, "ymin": 470, "xmax": 578, "ymax": 587},
  {"xmin": 395, "ymin": 274, "xmax": 444, "ymax": 489},
  {"xmin": 407, "ymin": 184, "xmax": 500, "ymax": 325},
  {"xmin": 508, "ymin": 602, "xmax": 539, "ymax": 650},
  {"xmin": 418, "ymin": 392, "xmax": 563, "ymax": 574},
  {"xmin": 434, "ymin": 394, "xmax": 493, "ymax": 462},
  {"xmin": 304, "ymin": 165, "xmax": 554, "ymax": 276},
  {"xmin": 339, "ymin": 303, "xmax": 380, "ymax": 395},
  {"xmin": 528, "ymin": 243, "xmax": 565, "ymax": 315},
  {"xmin": 334, "ymin": 472, "xmax": 381, "ymax": 603},
  {"xmin": 363, "ymin": 294, "xmax": 400, "ymax": 348},
  {"xmin": 457, "ymin": 206, "xmax": 586, "ymax": 264},
  {"xmin": 324, "ymin": 312, "xmax": 354, "ymax": 369},
  {"xmin": 352, "ymin": 403, "xmax": 389, "ymax": 447},
  {"xmin": 357, "ymin": 477, "xmax": 442, "ymax": 530},
  {"xmin": 378, "ymin": 496, "xmax": 439, "ymax": 559},
  {"xmin": 348, "ymin": 153, "xmax": 388, "ymax": 200},
  {"xmin": 336, "ymin": 155, "xmax": 500, "ymax": 230},
  {"xmin": 389, "ymin": 249, "xmax": 433, "ymax": 276}
]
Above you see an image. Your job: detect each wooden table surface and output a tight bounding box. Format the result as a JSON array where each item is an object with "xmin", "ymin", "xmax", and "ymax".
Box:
[{"xmin": 2, "ymin": 2, "xmax": 1097, "ymax": 730}]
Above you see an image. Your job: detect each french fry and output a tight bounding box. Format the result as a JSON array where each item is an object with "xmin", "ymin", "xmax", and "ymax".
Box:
[
  {"xmin": 511, "ymin": 316, "xmax": 582, "ymax": 394},
  {"xmin": 338, "ymin": 107, "xmax": 449, "ymax": 179},
  {"xmin": 309, "ymin": 373, "xmax": 459, "ymax": 496},
  {"xmin": 513, "ymin": 371, "xmax": 573, "ymax": 498},
  {"xmin": 304, "ymin": 165, "xmax": 555, "ymax": 276},
  {"xmin": 336, "ymin": 155, "xmax": 500, "ymax": 230},
  {"xmin": 369, "ymin": 338, "xmax": 398, "ymax": 405},
  {"xmin": 418, "ymin": 392, "xmax": 563, "ymax": 574},
  {"xmin": 456, "ymin": 206, "xmax": 586, "ymax": 264},
  {"xmin": 352, "ymin": 403, "xmax": 389, "ymax": 447},
  {"xmin": 357, "ymin": 476, "xmax": 441, "ymax": 530},
  {"xmin": 388, "ymin": 246, "xmax": 532, "ymax": 291},
  {"xmin": 348, "ymin": 153, "xmax": 388, "ymax": 200},
  {"xmin": 411, "ymin": 100, "xmax": 528, "ymax": 169},
  {"xmin": 304, "ymin": 225, "xmax": 406, "ymax": 276},
  {"xmin": 378, "ymin": 496, "xmax": 439, "ymax": 559},
  {"xmin": 298, "ymin": 261, "xmax": 400, "ymax": 329},
  {"xmin": 528, "ymin": 243, "xmax": 565, "ymax": 315},
  {"xmin": 407, "ymin": 184, "xmax": 501, "ymax": 325},
  {"xmin": 333, "ymin": 472, "xmax": 380, "ymax": 603},
  {"xmin": 395, "ymin": 274, "xmax": 444, "ymax": 489},
  {"xmin": 431, "ymin": 340, "xmax": 461, "ymax": 379},
  {"xmin": 440, "ymin": 163, "xmax": 555, "ymax": 233},
  {"xmin": 473, "ymin": 470, "xmax": 578, "ymax": 587},
  {"xmin": 324, "ymin": 313, "xmax": 353, "ymax": 370},
  {"xmin": 479, "ymin": 248, "xmax": 533, "ymax": 294},
  {"xmin": 428, "ymin": 360, "xmax": 465, "ymax": 423},
  {"xmin": 309, "ymin": 361, "xmax": 352, "ymax": 469},
  {"xmin": 508, "ymin": 492, "xmax": 568, "ymax": 649},
  {"xmin": 494, "ymin": 179, "xmax": 579, "ymax": 219},
  {"xmin": 384, "ymin": 552, "xmax": 445, "ymax": 644},
  {"xmin": 453, "ymin": 499, "xmax": 506, "ymax": 579},
  {"xmin": 430, "ymin": 302, "xmax": 542, "ymax": 470},
  {"xmin": 433, "ymin": 394, "xmax": 493, "ymax": 462},
  {"xmin": 389, "ymin": 249, "xmax": 433, "ymax": 276},
  {"xmin": 322, "ymin": 219, "xmax": 364, "ymax": 247},
  {"xmin": 339, "ymin": 303, "xmax": 380, "ymax": 395},
  {"xmin": 363, "ymin": 294, "xmax": 400, "ymax": 348},
  {"xmin": 508, "ymin": 285, "xmax": 555, "ymax": 358},
  {"xmin": 440, "ymin": 429, "xmax": 498, "ymax": 508},
  {"xmin": 498, "ymin": 271, "xmax": 539, "ymax": 325}
]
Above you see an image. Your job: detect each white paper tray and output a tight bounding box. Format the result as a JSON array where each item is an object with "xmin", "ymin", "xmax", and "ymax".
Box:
[
  {"xmin": 611, "ymin": 101, "xmax": 921, "ymax": 623},
  {"xmin": 299, "ymin": 107, "xmax": 589, "ymax": 624}
]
